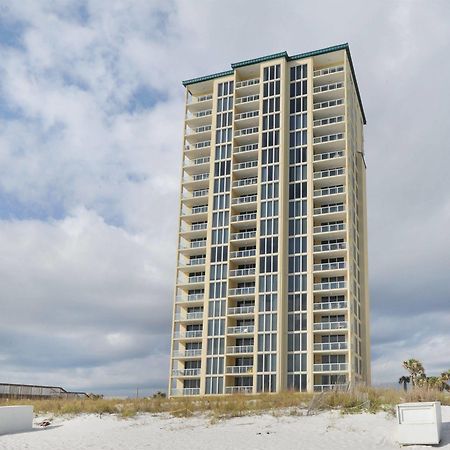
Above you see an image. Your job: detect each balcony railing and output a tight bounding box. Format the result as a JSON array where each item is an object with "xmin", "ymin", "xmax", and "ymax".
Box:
[
  {"xmin": 225, "ymin": 386, "xmax": 253, "ymax": 394},
  {"xmin": 313, "ymin": 115, "xmax": 345, "ymax": 128},
  {"xmin": 173, "ymin": 330, "xmax": 203, "ymax": 339},
  {"xmin": 313, "ymin": 186, "xmax": 344, "ymax": 198},
  {"xmin": 231, "ymin": 213, "xmax": 257, "ymax": 223},
  {"xmin": 228, "ymin": 305, "xmax": 255, "ymax": 315},
  {"xmin": 314, "ymin": 281, "xmax": 346, "ymax": 291},
  {"xmin": 182, "ymin": 189, "xmax": 209, "ymax": 199},
  {"xmin": 234, "ymin": 143, "xmax": 258, "ymax": 153},
  {"xmin": 188, "ymin": 240, "xmax": 207, "ymax": 249},
  {"xmin": 232, "ymin": 195, "xmax": 257, "ymax": 205},
  {"xmin": 313, "ymin": 66, "xmax": 344, "ymax": 77},
  {"xmin": 234, "ymin": 160, "xmax": 258, "ymax": 171},
  {"xmin": 185, "ymin": 140, "xmax": 211, "ymax": 151},
  {"xmin": 313, "ymin": 223, "xmax": 345, "ymax": 234},
  {"xmin": 175, "ymin": 294, "xmax": 204, "ymax": 303},
  {"xmin": 235, "ymin": 94, "xmax": 259, "ymax": 105},
  {"xmin": 230, "ymin": 249, "xmax": 256, "ymax": 259},
  {"xmin": 172, "ymin": 368, "xmax": 201, "ymax": 377},
  {"xmin": 235, "ymin": 110, "xmax": 259, "ymax": 121},
  {"xmin": 187, "ymin": 257, "xmax": 206, "ymax": 266},
  {"xmin": 171, "ymin": 388, "xmax": 200, "ymax": 396},
  {"xmin": 226, "ymin": 365, "xmax": 253, "ymax": 374},
  {"xmin": 172, "ymin": 349, "xmax": 202, "ymax": 358},
  {"xmin": 186, "ymin": 125, "xmax": 212, "ymax": 136},
  {"xmin": 314, "ymin": 242, "xmax": 346, "ymax": 252},
  {"xmin": 314, "ymin": 321, "xmax": 348, "ymax": 331},
  {"xmin": 313, "ymin": 204, "xmax": 345, "ymax": 215},
  {"xmin": 313, "ymin": 150, "xmax": 345, "ymax": 162},
  {"xmin": 314, "ymin": 133, "xmax": 345, "ymax": 145},
  {"xmin": 313, "ymin": 363, "xmax": 348, "ymax": 372},
  {"xmin": 236, "ymin": 78, "xmax": 260, "ymax": 89},
  {"xmin": 229, "ymin": 287, "xmax": 255, "ymax": 296},
  {"xmin": 191, "ymin": 206, "xmax": 208, "ymax": 215},
  {"xmin": 190, "ymin": 223, "xmax": 207, "ymax": 232},
  {"xmin": 186, "ymin": 109, "xmax": 212, "ymax": 120},
  {"xmin": 229, "ymin": 267, "xmax": 256, "ymax": 277},
  {"xmin": 230, "ymin": 231, "xmax": 257, "ymax": 241},
  {"xmin": 313, "ymin": 262, "xmax": 346, "ymax": 272},
  {"xmin": 227, "ymin": 325, "xmax": 255, "ymax": 334},
  {"xmin": 313, "ymin": 300, "xmax": 347, "ymax": 310},
  {"xmin": 183, "ymin": 173, "xmax": 209, "ymax": 183},
  {"xmin": 313, "ymin": 82, "xmax": 344, "ymax": 94},
  {"xmin": 313, "ymin": 98, "xmax": 344, "ymax": 110},
  {"xmin": 233, "ymin": 177, "xmax": 258, "ymax": 188},
  {"xmin": 183, "ymin": 156, "xmax": 210, "ymax": 167},
  {"xmin": 313, "ymin": 167, "xmax": 345, "ymax": 179},
  {"xmin": 226, "ymin": 345, "xmax": 254, "ymax": 354},
  {"xmin": 313, "ymin": 384, "xmax": 347, "ymax": 392},
  {"xmin": 235, "ymin": 127, "xmax": 258, "ymax": 137},
  {"xmin": 313, "ymin": 342, "xmax": 348, "ymax": 351},
  {"xmin": 187, "ymin": 275, "xmax": 205, "ymax": 284}
]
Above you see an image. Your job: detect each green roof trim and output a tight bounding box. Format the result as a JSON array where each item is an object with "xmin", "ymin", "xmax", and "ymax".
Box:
[
  {"xmin": 231, "ymin": 51, "xmax": 288, "ymax": 69},
  {"xmin": 182, "ymin": 43, "xmax": 366, "ymax": 124}
]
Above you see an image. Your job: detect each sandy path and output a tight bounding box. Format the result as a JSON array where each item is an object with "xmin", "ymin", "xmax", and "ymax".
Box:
[{"xmin": 1, "ymin": 406, "xmax": 449, "ymax": 449}]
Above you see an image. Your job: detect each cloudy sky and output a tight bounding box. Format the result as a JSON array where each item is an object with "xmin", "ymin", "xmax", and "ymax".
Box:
[{"xmin": 0, "ymin": 0, "xmax": 449, "ymax": 396}]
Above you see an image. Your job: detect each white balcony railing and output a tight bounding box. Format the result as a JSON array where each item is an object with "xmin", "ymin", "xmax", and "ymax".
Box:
[
  {"xmin": 226, "ymin": 345, "xmax": 254, "ymax": 354},
  {"xmin": 313, "ymin": 342, "xmax": 348, "ymax": 351},
  {"xmin": 225, "ymin": 386, "xmax": 253, "ymax": 394},
  {"xmin": 313, "ymin": 115, "xmax": 345, "ymax": 128},
  {"xmin": 233, "ymin": 177, "xmax": 258, "ymax": 188},
  {"xmin": 229, "ymin": 287, "xmax": 255, "ymax": 296},
  {"xmin": 175, "ymin": 294, "xmax": 204, "ymax": 303},
  {"xmin": 186, "ymin": 109, "xmax": 212, "ymax": 120},
  {"xmin": 229, "ymin": 267, "xmax": 256, "ymax": 277},
  {"xmin": 228, "ymin": 305, "xmax": 255, "ymax": 315},
  {"xmin": 190, "ymin": 206, "xmax": 208, "ymax": 215},
  {"xmin": 190, "ymin": 223, "xmax": 207, "ymax": 232},
  {"xmin": 313, "ymin": 223, "xmax": 345, "ymax": 234},
  {"xmin": 235, "ymin": 78, "xmax": 260, "ymax": 89},
  {"xmin": 230, "ymin": 231, "xmax": 256, "ymax": 241},
  {"xmin": 313, "ymin": 82, "xmax": 344, "ymax": 94},
  {"xmin": 235, "ymin": 94, "xmax": 259, "ymax": 105},
  {"xmin": 187, "ymin": 257, "xmax": 206, "ymax": 266},
  {"xmin": 313, "ymin": 186, "xmax": 344, "ymax": 197},
  {"xmin": 185, "ymin": 140, "xmax": 211, "ymax": 151},
  {"xmin": 313, "ymin": 384, "xmax": 347, "ymax": 392},
  {"xmin": 313, "ymin": 300, "xmax": 347, "ymax": 310},
  {"xmin": 313, "ymin": 66, "xmax": 344, "ymax": 77},
  {"xmin": 174, "ymin": 311, "xmax": 204, "ymax": 321},
  {"xmin": 313, "ymin": 363, "xmax": 348, "ymax": 372},
  {"xmin": 314, "ymin": 150, "xmax": 345, "ymax": 162},
  {"xmin": 314, "ymin": 242, "xmax": 346, "ymax": 252},
  {"xmin": 314, "ymin": 133, "xmax": 345, "ymax": 145},
  {"xmin": 173, "ymin": 330, "xmax": 203, "ymax": 339},
  {"xmin": 226, "ymin": 365, "xmax": 253, "ymax": 374},
  {"xmin": 234, "ymin": 160, "xmax": 258, "ymax": 171},
  {"xmin": 172, "ymin": 349, "xmax": 202, "ymax": 358},
  {"xmin": 313, "ymin": 204, "xmax": 345, "ymax": 215},
  {"xmin": 313, "ymin": 281, "xmax": 346, "ymax": 291},
  {"xmin": 313, "ymin": 98, "xmax": 344, "ymax": 111},
  {"xmin": 313, "ymin": 321, "xmax": 348, "ymax": 331},
  {"xmin": 232, "ymin": 195, "xmax": 257, "ymax": 205},
  {"xmin": 231, "ymin": 213, "xmax": 257, "ymax": 223},
  {"xmin": 235, "ymin": 110, "xmax": 259, "ymax": 121},
  {"xmin": 313, "ymin": 167, "xmax": 345, "ymax": 179},
  {"xmin": 183, "ymin": 156, "xmax": 210, "ymax": 167},
  {"xmin": 227, "ymin": 325, "xmax": 255, "ymax": 334},
  {"xmin": 187, "ymin": 275, "xmax": 205, "ymax": 284},
  {"xmin": 183, "ymin": 189, "xmax": 208, "ymax": 199},
  {"xmin": 234, "ymin": 143, "xmax": 258, "ymax": 153},
  {"xmin": 172, "ymin": 368, "xmax": 201, "ymax": 377},
  {"xmin": 313, "ymin": 262, "xmax": 346, "ymax": 272},
  {"xmin": 171, "ymin": 388, "xmax": 200, "ymax": 396},
  {"xmin": 230, "ymin": 249, "xmax": 256, "ymax": 259},
  {"xmin": 235, "ymin": 127, "xmax": 258, "ymax": 137}
]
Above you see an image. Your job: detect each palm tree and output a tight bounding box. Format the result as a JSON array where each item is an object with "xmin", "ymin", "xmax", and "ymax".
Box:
[
  {"xmin": 402, "ymin": 359, "xmax": 426, "ymax": 388},
  {"xmin": 398, "ymin": 376, "xmax": 410, "ymax": 392}
]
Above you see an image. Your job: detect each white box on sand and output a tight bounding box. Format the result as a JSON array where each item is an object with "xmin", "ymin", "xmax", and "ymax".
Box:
[
  {"xmin": 396, "ymin": 401, "xmax": 442, "ymax": 445},
  {"xmin": 0, "ymin": 405, "xmax": 34, "ymax": 435}
]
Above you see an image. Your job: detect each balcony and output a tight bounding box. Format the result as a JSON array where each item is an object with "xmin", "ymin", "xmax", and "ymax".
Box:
[
  {"xmin": 313, "ymin": 98, "xmax": 344, "ymax": 119},
  {"xmin": 173, "ymin": 330, "xmax": 203, "ymax": 339},
  {"xmin": 232, "ymin": 195, "xmax": 257, "ymax": 210},
  {"xmin": 175, "ymin": 293, "xmax": 204, "ymax": 304},
  {"xmin": 313, "ymin": 150, "xmax": 345, "ymax": 170},
  {"xmin": 313, "ymin": 281, "xmax": 347, "ymax": 292},
  {"xmin": 232, "ymin": 177, "xmax": 258, "ymax": 193},
  {"xmin": 174, "ymin": 311, "xmax": 204, "ymax": 321},
  {"xmin": 228, "ymin": 287, "xmax": 255, "ymax": 297},
  {"xmin": 235, "ymin": 110, "xmax": 259, "ymax": 123},
  {"xmin": 313, "ymin": 82, "xmax": 344, "ymax": 101},
  {"xmin": 179, "ymin": 240, "xmax": 207, "ymax": 254},
  {"xmin": 185, "ymin": 109, "xmax": 212, "ymax": 125},
  {"xmin": 172, "ymin": 368, "xmax": 201, "ymax": 377},
  {"xmin": 230, "ymin": 213, "xmax": 257, "ymax": 224},
  {"xmin": 172, "ymin": 349, "xmax": 202, "ymax": 358},
  {"xmin": 229, "ymin": 267, "xmax": 256, "ymax": 277},
  {"xmin": 183, "ymin": 157, "xmax": 210, "ymax": 174},
  {"xmin": 182, "ymin": 172, "xmax": 209, "ymax": 190},
  {"xmin": 181, "ymin": 205, "xmax": 208, "ymax": 221},
  {"xmin": 234, "ymin": 143, "xmax": 258, "ymax": 159},
  {"xmin": 235, "ymin": 94, "xmax": 260, "ymax": 109},
  {"xmin": 181, "ymin": 189, "xmax": 209, "ymax": 207},
  {"xmin": 185, "ymin": 140, "xmax": 211, "ymax": 158},
  {"xmin": 313, "ymin": 262, "xmax": 346, "ymax": 273},
  {"xmin": 313, "ymin": 185, "xmax": 344, "ymax": 199},
  {"xmin": 313, "ymin": 115, "xmax": 345, "ymax": 129},
  {"xmin": 171, "ymin": 388, "xmax": 200, "ymax": 396},
  {"xmin": 186, "ymin": 124, "xmax": 212, "ymax": 136},
  {"xmin": 230, "ymin": 231, "xmax": 257, "ymax": 243},
  {"xmin": 227, "ymin": 325, "xmax": 255, "ymax": 335},
  {"xmin": 177, "ymin": 275, "xmax": 206, "ymax": 287},
  {"xmin": 225, "ymin": 386, "xmax": 253, "ymax": 394},
  {"xmin": 313, "ymin": 384, "xmax": 347, "ymax": 392},
  {"xmin": 186, "ymin": 257, "xmax": 206, "ymax": 267},
  {"xmin": 228, "ymin": 305, "xmax": 255, "ymax": 315},
  {"xmin": 313, "ymin": 223, "xmax": 345, "ymax": 236},
  {"xmin": 313, "ymin": 132, "xmax": 345, "ymax": 150},
  {"xmin": 313, "ymin": 363, "xmax": 348, "ymax": 372},
  {"xmin": 229, "ymin": 249, "xmax": 256, "ymax": 261},
  {"xmin": 313, "ymin": 65, "xmax": 344, "ymax": 78},
  {"xmin": 313, "ymin": 168, "xmax": 345, "ymax": 186},
  {"xmin": 226, "ymin": 365, "xmax": 253, "ymax": 375},
  {"xmin": 233, "ymin": 160, "xmax": 258, "ymax": 176},
  {"xmin": 186, "ymin": 94, "xmax": 213, "ymax": 113},
  {"xmin": 234, "ymin": 127, "xmax": 259, "ymax": 144},
  {"xmin": 313, "ymin": 321, "xmax": 348, "ymax": 331},
  {"xmin": 313, "ymin": 242, "xmax": 346, "ymax": 253},
  {"xmin": 226, "ymin": 345, "xmax": 254, "ymax": 354},
  {"xmin": 313, "ymin": 342, "xmax": 348, "ymax": 351},
  {"xmin": 235, "ymin": 78, "xmax": 260, "ymax": 89},
  {"xmin": 313, "ymin": 204, "xmax": 345, "ymax": 220},
  {"xmin": 313, "ymin": 300, "xmax": 347, "ymax": 310}
]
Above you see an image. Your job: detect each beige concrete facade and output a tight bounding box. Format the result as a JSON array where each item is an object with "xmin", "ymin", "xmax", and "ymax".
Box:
[{"xmin": 168, "ymin": 44, "xmax": 370, "ymax": 397}]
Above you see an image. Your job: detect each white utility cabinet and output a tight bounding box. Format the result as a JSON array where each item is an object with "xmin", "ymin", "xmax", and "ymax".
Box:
[
  {"xmin": 0, "ymin": 405, "xmax": 34, "ymax": 435},
  {"xmin": 396, "ymin": 401, "xmax": 442, "ymax": 445}
]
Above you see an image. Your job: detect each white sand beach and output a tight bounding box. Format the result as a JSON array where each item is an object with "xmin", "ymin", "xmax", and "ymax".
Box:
[{"xmin": 1, "ymin": 406, "xmax": 449, "ymax": 450}]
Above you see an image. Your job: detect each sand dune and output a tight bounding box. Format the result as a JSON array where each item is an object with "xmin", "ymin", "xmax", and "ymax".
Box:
[{"xmin": 0, "ymin": 406, "xmax": 449, "ymax": 449}]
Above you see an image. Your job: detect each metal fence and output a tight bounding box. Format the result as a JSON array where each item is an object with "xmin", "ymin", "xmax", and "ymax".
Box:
[{"xmin": 0, "ymin": 383, "xmax": 89, "ymax": 399}]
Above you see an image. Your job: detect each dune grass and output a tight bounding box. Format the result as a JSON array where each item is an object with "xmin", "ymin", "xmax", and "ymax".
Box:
[{"xmin": 1, "ymin": 387, "xmax": 448, "ymax": 420}]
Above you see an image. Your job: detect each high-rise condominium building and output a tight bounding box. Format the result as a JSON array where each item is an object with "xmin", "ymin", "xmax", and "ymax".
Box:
[{"xmin": 169, "ymin": 43, "xmax": 370, "ymax": 397}]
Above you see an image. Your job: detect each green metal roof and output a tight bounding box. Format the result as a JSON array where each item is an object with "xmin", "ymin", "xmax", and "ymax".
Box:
[{"xmin": 182, "ymin": 43, "xmax": 366, "ymax": 124}]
